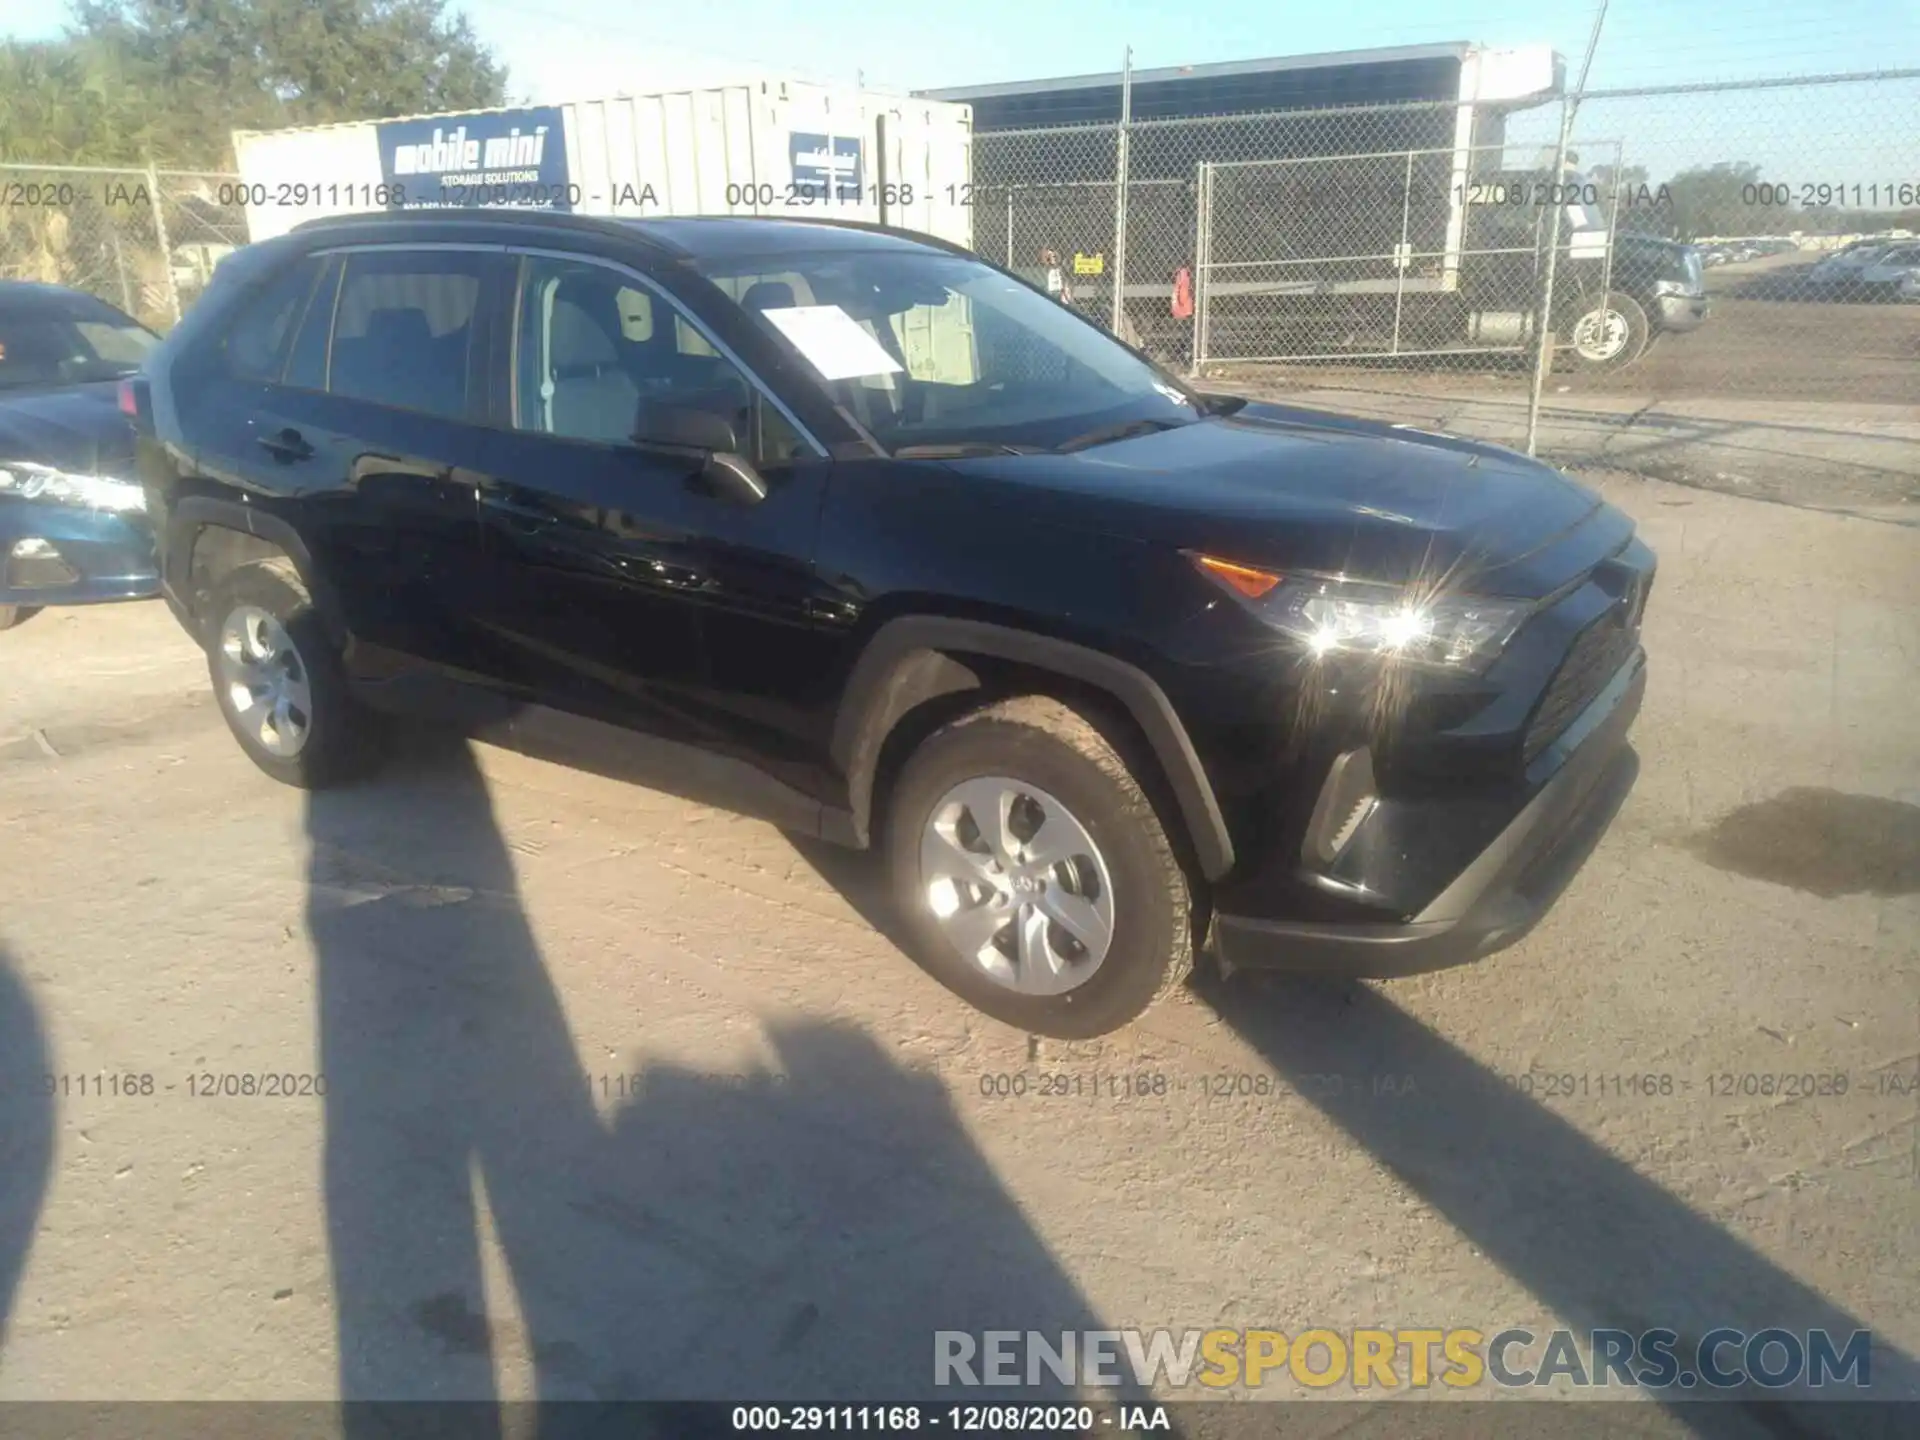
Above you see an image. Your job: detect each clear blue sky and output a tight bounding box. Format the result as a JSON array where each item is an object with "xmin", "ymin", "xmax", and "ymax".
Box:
[{"xmin": 4, "ymin": 0, "xmax": 1916, "ymax": 181}]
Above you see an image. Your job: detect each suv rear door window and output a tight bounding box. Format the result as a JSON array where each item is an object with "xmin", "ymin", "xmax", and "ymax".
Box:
[{"xmin": 328, "ymin": 251, "xmax": 484, "ymax": 420}]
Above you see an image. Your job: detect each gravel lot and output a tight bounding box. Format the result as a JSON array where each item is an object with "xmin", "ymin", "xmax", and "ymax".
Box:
[{"xmin": 0, "ymin": 471, "xmax": 1915, "ymax": 1426}]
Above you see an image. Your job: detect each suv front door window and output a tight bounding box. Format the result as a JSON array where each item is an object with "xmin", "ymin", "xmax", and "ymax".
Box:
[{"xmin": 470, "ymin": 253, "xmax": 837, "ymax": 753}]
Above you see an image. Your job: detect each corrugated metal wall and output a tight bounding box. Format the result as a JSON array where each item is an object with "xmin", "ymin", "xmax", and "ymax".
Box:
[{"xmin": 232, "ymin": 83, "xmax": 974, "ymax": 250}]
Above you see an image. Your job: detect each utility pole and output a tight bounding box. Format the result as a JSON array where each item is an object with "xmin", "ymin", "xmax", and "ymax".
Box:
[
  {"xmin": 1111, "ymin": 46, "xmax": 1133, "ymax": 336},
  {"xmin": 1525, "ymin": 1, "xmax": 1612, "ymax": 455}
]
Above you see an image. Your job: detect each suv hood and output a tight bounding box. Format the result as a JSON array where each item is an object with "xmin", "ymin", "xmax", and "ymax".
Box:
[
  {"xmin": 0, "ymin": 381, "xmax": 138, "ymax": 477},
  {"xmin": 973, "ymin": 402, "xmax": 1630, "ymax": 600}
]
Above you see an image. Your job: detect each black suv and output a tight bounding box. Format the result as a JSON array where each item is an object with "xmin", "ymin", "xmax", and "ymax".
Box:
[{"xmin": 133, "ymin": 210, "xmax": 1651, "ymax": 1038}]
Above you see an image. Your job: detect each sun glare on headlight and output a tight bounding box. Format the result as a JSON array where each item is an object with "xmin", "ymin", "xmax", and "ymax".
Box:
[{"xmin": 1189, "ymin": 552, "xmax": 1531, "ymax": 673}]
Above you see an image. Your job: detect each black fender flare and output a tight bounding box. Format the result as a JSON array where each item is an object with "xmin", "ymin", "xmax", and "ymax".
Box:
[
  {"xmin": 831, "ymin": 616, "xmax": 1235, "ymax": 881},
  {"xmin": 164, "ymin": 496, "xmax": 349, "ymax": 649}
]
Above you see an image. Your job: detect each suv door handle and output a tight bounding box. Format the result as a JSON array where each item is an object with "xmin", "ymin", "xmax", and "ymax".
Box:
[{"xmin": 257, "ymin": 427, "xmax": 314, "ymax": 463}]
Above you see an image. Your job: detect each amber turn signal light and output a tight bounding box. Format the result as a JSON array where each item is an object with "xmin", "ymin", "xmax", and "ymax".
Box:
[{"xmin": 1190, "ymin": 553, "xmax": 1283, "ymax": 600}]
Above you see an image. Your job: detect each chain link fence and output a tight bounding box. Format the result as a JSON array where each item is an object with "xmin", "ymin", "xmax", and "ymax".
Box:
[
  {"xmin": 0, "ymin": 165, "xmax": 249, "ymax": 331},
  {"xmin": 971, "ymin": 70, "xmax": 1920, "ymax": 502},
  {"xmin": 3, "ymin": 71, "xmax": 1913, "ymax": 502}
]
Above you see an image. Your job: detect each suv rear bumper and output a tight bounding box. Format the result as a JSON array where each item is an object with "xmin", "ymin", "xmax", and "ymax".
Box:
[{"xmin": 1211, "ymin": 653, "xmax": 1644, "ymax": 977}]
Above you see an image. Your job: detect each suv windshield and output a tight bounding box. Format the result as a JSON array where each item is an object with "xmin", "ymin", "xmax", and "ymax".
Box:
[
  {"xmin": 695, "ymin": 247, "xmax": 1202, "ymax": 454},
  {"xmin": 0, "ymin": 294, "xmax": 158, "ymax": 391}
]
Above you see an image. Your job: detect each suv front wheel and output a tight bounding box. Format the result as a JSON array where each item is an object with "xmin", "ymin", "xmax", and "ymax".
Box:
[
  {"xmin": 886, "ymin": 696, "xmax": 1194, "ymax": 1038},
  {"xmin": 203, "ymin": 560, "xmax": 387, "ymax": 789}
]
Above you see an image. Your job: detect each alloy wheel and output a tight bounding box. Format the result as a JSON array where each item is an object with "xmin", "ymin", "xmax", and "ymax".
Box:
[
  {"xmin": 919, "ymin": 776, "xmax": 1116, "ymax": 996},
  {"xmin": 216, "ymin": 605, "xmax": 314, "ymax": 758}
]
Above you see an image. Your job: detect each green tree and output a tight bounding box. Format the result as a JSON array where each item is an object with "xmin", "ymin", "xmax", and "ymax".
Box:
[
  {"xmin": 0, "ymin": 0, "xmax": 508, "ymax": 167},
  {"xmin": 1586, "ymin": 162, "xmax": 1679, "ymax": 237},
  {"xmin": 1660, "ymin": 161, "xmax": 1765, "ymax": 241}
]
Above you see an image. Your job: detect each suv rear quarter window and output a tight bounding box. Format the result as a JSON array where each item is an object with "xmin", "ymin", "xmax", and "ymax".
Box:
[{"xmin": 222, "ymin": 256, "xmax": 325, "ymax": 382}]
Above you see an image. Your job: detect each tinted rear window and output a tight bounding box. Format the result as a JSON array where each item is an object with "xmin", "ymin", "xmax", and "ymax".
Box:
[
  {"xmin": 223, "ymin": 258, "xmax": 325, "ymax": 382},
  {"xmin": 327, "ymin": 252, "xmax": 483, "ymax": 420}
]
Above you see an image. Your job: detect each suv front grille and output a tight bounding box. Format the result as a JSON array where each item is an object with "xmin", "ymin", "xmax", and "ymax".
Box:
[{"xmin": 1523, "ymin": 598, "xmax": 1642, "ymax": 766}]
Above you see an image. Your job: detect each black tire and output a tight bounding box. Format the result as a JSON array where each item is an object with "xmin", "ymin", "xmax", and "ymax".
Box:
[
  {"xmin": 1560, "ymin": 290, "xmax": 1651, "ymax": 373},
  {"xmin": 202, "ymin": 560, "xmax": 387, "ymax": 789},
  {"xmin": 885, "ymin": 695, "xmax": 1194, "ymax": 1039},
  {"xmin": 0, "ymin": 605, "xmax": 41, "ymax": 631}
]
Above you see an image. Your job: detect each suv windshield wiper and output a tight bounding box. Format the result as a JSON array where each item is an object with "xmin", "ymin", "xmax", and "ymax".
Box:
[
  {"xmin": 892, "ymin": 441, "xmax": 1046, "ymax": 458},
  {"xmin": 1051, "ymin": 417, "xmax": 1189, "ymax": 453}
]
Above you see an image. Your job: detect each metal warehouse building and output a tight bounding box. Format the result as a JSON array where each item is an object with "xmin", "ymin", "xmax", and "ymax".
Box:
[{"xmin": 917, "ymin": 42, "xmax": 1560, "ymax": 130}]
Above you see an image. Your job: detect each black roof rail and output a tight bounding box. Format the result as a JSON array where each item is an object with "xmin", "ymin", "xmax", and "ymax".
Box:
[
  {"xmin": 286, "ymin": 206, "xmax": 693, "ymax": 258},
  {"xmin": 286, "ymin": 207, "xmax": 974, "ymax": 259},
  {"xmin": 655, "ymin": 212, "xmax": 979, "ymax": 258}
]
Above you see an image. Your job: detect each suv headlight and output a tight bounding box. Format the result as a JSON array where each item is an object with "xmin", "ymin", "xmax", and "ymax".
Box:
[
  {"xmin": 1190, "ymin": 554, "xmax": 1532, "ymax": 672},
  {"xmin": 0, "ymin": 462, "xmax": 146, "ymax": 513}
]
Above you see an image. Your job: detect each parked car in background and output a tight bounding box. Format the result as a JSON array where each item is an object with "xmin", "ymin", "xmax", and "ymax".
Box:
[
  {"xmin": 0, "ymin": 282, "xmax": 161, "ymax": 631},
  {"xmin": 1856, "ymin": 244, "xmax": 1920, "ymax": 298},
  {"xmin": 1899, "ymin": 270, "xmax": 1920, "ymax": 303},
  {"xmin": 131, "ymin": 209, "xmax": 1653, "ymax": 1038},
  {"xmin": 1809, "ymin": 243, "xmax": 1890, "ymax": 293}
]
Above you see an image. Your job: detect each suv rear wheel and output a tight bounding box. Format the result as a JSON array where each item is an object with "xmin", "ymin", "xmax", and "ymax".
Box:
[
  {"xmin": 0, "ymin": 605, "xmax": 41, "ymax": 631},
  {"xmin": 203, "ymin": 560, "xmax": 387, "ymax": 788},
  {"xmin": 885, "ymin": 696, "xmax": 1194, "ymax": 1038}
]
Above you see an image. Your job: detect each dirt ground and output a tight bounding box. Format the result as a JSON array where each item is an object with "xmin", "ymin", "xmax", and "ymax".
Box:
[
  {"xmin": 1202, "ymin": 258, "xmax": 1920, "ymax": 530},
  {"xmin": 0, "ymin": 471, "xmax": 1916, "ymax": 1425},
  {"xmin": 1619, "ymin": 256, "xmax": 1920, "ymax": 406}
]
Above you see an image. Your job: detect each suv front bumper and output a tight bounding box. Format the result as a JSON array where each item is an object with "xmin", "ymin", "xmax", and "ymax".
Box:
[{"xmin": 1211, "ymin": 651, "xmax": 1644, "ymax": 977}]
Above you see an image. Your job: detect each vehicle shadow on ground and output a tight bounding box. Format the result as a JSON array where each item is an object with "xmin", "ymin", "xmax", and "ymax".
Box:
[
  {"xmin": 306, "ymin": 727, "xmax": 1123, "ymax": 1432},
  {"xmin": 784, "ymin": 808, "xmax": 1919, "ymax": 1437},
  {"xmin": 1199, "ymin": 973, "xmax": 1919, "ymax": 1433},
  {"xmin": 0, "ymin": 943, "xmax": 54, "ymax": 1361}
]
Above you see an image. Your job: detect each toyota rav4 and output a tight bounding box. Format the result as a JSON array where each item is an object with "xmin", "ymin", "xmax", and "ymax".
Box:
[{"xmin": 132, "ymin": 210, "xmax": 1651, "ymax": 1038}]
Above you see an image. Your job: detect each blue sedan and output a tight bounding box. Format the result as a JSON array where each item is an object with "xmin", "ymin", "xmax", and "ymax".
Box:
[{"xmin": 0, "ymin": 282, "xmax": 161, "ymax": 631}]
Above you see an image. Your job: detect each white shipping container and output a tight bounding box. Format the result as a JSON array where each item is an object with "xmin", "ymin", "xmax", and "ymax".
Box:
[{"xmin": 231, "ymin": 80, "xmax": 974, "ymax": 251}]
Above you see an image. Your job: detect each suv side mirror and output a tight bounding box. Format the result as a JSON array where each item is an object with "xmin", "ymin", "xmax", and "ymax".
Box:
[
  {"xmin": 631, "ymin": 398, "xmax": 768, "ymax": 505},
  {"xmin": 633, "ymin": 399, "xmax": 738, "ymax": 454}
]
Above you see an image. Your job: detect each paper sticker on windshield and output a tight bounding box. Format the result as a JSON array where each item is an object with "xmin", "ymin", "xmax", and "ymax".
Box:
[{"xmin": 760, "ymin": 305, "xmax": 904, "ymax": 382}]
